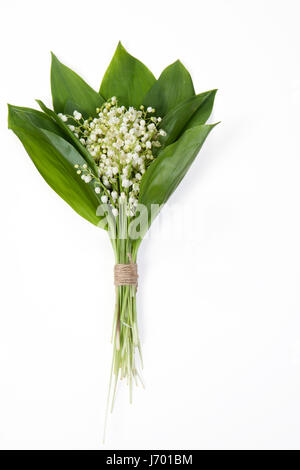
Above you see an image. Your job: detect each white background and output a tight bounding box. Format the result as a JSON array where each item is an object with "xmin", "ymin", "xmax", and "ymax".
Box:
[{"xmin": 1, "ymin": 0, "xmax": 300, "ymax": 450}]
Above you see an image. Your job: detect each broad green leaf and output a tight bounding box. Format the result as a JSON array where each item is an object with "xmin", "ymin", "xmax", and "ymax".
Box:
[
  {"xmin": 64, "ymin": 99, "xmax": 82, "ymax": 116},
  {"xmin": 36, "ymin": 100, "xmax": 98, "ymax": 175},
  {"xmin": 51, "ymin": 53, "xmax": 104, "ymax": 118},
  {"xmin": 139, "ymin": 124, "xmax": 218, "ymax": 225},
  {"xmin": 142, "ymin": 60, "xmax": 195, "ymax": 117},
  {"xmin": 158, "ymin": 90, "xmax": 217, "ymax": 151},
  {"xmin": 100, "ymin": 42, "xmax": 156, "ymax": 108},
  {"xmin": 8, "ymin": 105, "xmax": 103, "ymax": 227},
  {"xmin": 183, "ymin": 89, "xmax": 217, "ymax": 131},
  {"xmin": 6, "ymin": 105, "xmax": 65, "ymax": 137}
]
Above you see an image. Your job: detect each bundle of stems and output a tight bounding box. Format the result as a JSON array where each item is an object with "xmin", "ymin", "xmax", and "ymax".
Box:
[{"xmin": 109, "ymin": 204, "xmax": 142, "ymax": 408}]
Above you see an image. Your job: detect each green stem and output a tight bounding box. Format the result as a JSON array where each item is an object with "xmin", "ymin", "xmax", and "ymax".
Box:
[{"xmin": 104, "ymin": 210, "xmax": 142, "ymax": 431}]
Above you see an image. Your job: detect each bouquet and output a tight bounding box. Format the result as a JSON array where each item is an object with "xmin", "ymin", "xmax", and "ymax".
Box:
[{"xmin": 8, "ymin": 42, "xmax": 218, "ymax": 426}]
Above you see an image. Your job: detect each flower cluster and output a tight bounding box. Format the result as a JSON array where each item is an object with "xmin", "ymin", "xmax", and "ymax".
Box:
[{"xmin": 58, "ymin": 98, "xmax": 166, "ymax": 217}]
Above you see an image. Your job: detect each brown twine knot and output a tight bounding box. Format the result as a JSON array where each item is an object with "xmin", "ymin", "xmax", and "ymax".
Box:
[{"xmin": 114, "ymin": 253, "xmax": 138, "ymax": 288}]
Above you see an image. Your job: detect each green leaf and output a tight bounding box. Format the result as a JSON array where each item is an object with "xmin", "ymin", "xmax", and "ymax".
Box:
[
  {"xmin": 142, "ymin": 60, "xmax": 195, "ymax": 117},
  {"xmin": 158, "ymin": 90, "xmax": 217, "ymax": 150},
  {"xmin": 100, "ymin": 42, "xmax": 156, "ymax": 108},
  {"xmin": 6, "ymin": 105, "xmax": 65, "ymax": 137},
  {"xmin": 183, "ymin": 89, "xmax": 217, "ymax": 131},
  {"xmin": 8, "ymin": 105, "xmax": 103, "ymax": 227},
  {"xmin": 36, "ymin": 100, "xmax": 98, "ymax": 175},
  {"xmin": 64, "ymin": 99, "xmax": 82, "ymax": 116},
  {"xmin": 51, "ymin": 53, "xmax": 104, "ymax": 118},
  {"xmin": 139, "ymin": 124, "xmax": 218, "ymax": 223}
]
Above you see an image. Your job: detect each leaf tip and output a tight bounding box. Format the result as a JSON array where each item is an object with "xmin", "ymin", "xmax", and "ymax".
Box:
[
  {"xmin": 210, "ymin": 121, "xmax": 221, "ymax": 130},
  {"xmin": 116, "ymin": 40, "xmax": 126, "ymax": 54},
  {"xmin": 174, "ymin": 59, "xmax": 188, "ymax": 70},
  {"xmin": 50, "ymin": 52, "xmax": 61, "ymax": 69},
  {"xmin": 206, "ymin": 88, "xmax": 218, "ymax": 102},
  {"xmin": 35, "ymin": 99, "xmax": 45, "ymax": 112}
]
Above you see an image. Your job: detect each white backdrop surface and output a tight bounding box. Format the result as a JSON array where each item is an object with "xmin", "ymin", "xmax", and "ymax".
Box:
[{"xmin": 1, "ymin": 0, "xmax": 300, "ymax": 450}]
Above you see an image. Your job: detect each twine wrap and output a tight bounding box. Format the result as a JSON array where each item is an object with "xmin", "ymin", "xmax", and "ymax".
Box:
[{"xmin": 114, "ymin": 254, "xmax": 138, "ymax": 288}]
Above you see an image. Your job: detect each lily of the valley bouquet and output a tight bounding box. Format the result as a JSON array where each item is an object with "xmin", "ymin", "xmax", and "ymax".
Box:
[{"xmin": 8, "ymin": 42, "xmax": 218, "ymax": 417}]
